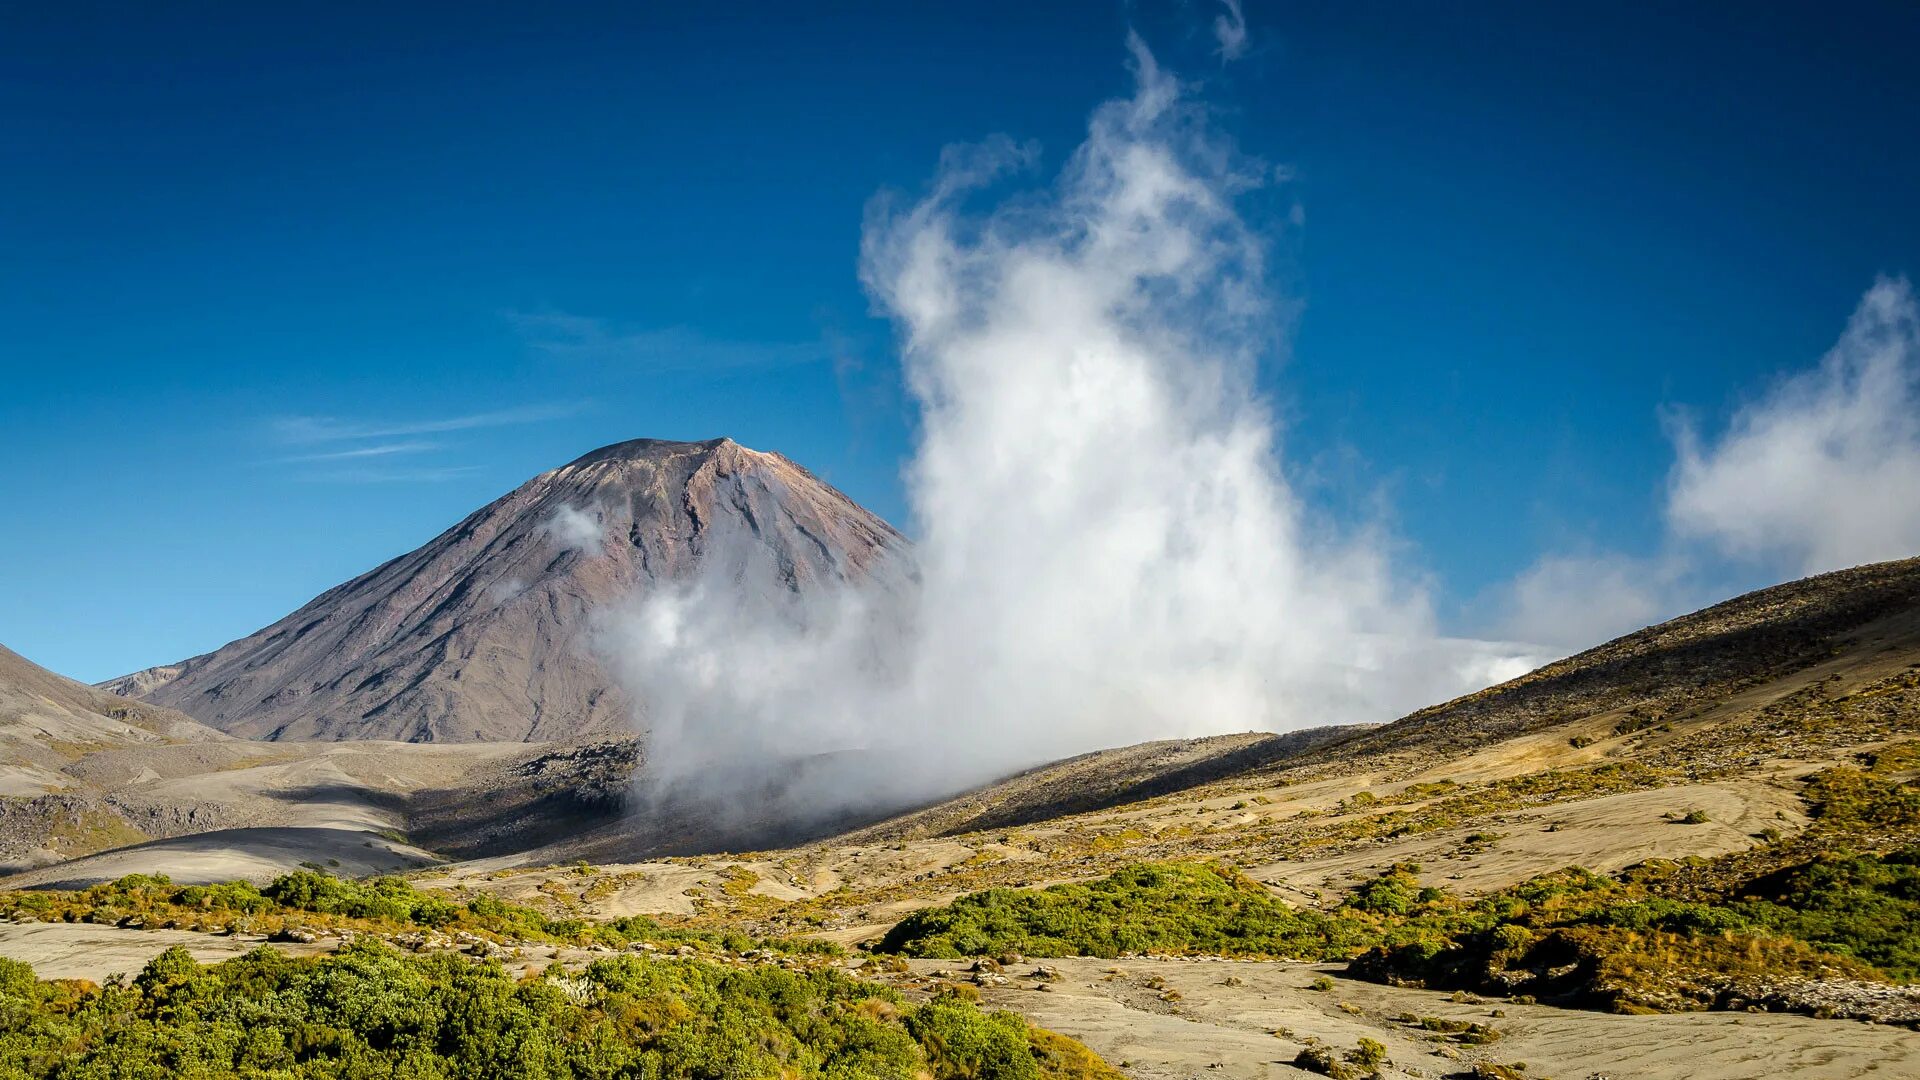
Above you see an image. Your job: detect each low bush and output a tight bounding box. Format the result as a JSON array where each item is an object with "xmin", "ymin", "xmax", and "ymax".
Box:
[
  {"xmin": 878, "ymin": 862, "xmax": 1460, "ymax": 960},
  {"xmin": 1352, "ymin": 845, "xmax": 1920, "ymax": 1011},
  {"xmin": 0, "ymin": 871, "xmax": 837, "ymax": 957},
  {"xmin": 0, "ymin": 940, "xmax": 1109, "ymax": 1079},
  {"xmin": 885, "ymin": 839, "xmax": 1920, "ymax": 1020}
]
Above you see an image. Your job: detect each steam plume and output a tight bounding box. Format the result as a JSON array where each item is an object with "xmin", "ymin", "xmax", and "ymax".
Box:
[
  {"xmin": 542, "ymin": 504, "xmax": 604, "ymax": 554},
  {"xmin": 600, "ymin": 39, "xmax": 1535, "ymax": 827}
]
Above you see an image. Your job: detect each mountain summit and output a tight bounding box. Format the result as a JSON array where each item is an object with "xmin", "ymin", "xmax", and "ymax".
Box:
[{"xmin": 102, "ymin": 438, "xmax": 905, "ymax": 743}]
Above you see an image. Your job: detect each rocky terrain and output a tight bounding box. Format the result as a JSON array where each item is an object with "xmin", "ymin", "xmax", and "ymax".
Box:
[
  {"xmin": 0, "ymin": 643, "xmax": 228, "ymax": 788},
  {"xmin": 4, "ymin": 456, "xmax": 1918, "ymax": 1078},
  {"xmin": 0, "ymin": 642, "xmax": 570, "ymax": 882},
  {"xmin": 370, "ymin": 557, "xmax": 1915, "ymax": 1079},
  {"xmin": 101, "ymin": 437, "xmax": 906, "ymax": 743}
]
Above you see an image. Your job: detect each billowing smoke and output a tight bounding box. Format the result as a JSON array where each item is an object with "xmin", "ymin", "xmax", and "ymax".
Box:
[{"xmin": 598, "ymin": 38, "xmax": 1538, "ymax": 830}]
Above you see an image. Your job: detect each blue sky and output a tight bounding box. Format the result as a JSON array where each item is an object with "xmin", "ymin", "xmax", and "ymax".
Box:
[{"xmin": 4, "ymin": 1, "xmax": 1919, "ymax": 683}]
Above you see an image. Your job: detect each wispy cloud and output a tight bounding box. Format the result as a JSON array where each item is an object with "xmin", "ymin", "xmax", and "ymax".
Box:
[
  {"xmin": 1488, "ymin": 550, "xmax": 1691, "ymax": 654},
  {"xmin": 261, "ymin": 401, "xmax": 582, "ymax": 483},
  {"xmin": 1213, "ymin": 0, "xmax": 1249, "ymax": 62},
  {"xmin": 293, "ymin": 465, "xmax": 484, "ymax": 484},
  {"xmin": 269, "ymin": 402, "xmax": 585, "ymax": 444},
  {"xmin": 1485, "ymin": 276, "xmax": 1920, "ymax": 657},
  {"xmin": 509, "ymin": 310, "xmax": 827, "ymax": 372},
  {"xmin": 270, "ymin": 440, "xmax": 439, "ymax": 464},
  {"xmin": 1668, "ymin": 276, "xmax": 1920, "ymax": 575}
]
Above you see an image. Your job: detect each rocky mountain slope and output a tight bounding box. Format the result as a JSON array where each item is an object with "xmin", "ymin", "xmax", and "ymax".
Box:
[
  {"xmin": 376, "ymin": 557, "xmax": 1920, "ymax": 868},
  {"xmin": 0, "ymin": 643, "xmax": 228, "ymax": 798},
  {"xmin": 0, "ymin": 641, "xmax": 549, "ymax": 881},
  {"xmin": 102, "ymin": 437, "xmax": 906, "ymax": 743}
]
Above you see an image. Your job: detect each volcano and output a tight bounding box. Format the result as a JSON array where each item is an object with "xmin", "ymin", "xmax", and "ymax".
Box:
[{"xmin": 102, "ymin": 438, "xmax": 906, "ymax": 742}]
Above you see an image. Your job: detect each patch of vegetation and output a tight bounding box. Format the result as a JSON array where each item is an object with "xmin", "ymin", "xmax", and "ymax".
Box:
[
  {"xmin": 1291, "ymin": 1037, "xmax": 1389, "ymax": 1080},
  {"xmin": 44, "ymin": 806, "xmax": 147, "ymax": 855},
  {"xmin": 0, "ymin": 941, "xmax": 1111, "ymax": 1079},
  {"xmin": 1613, "ymin": 712, "xmax": 1658, "ymax": 737},
  {"xmin": 878, "ymin": 862, "xmax": 1445, "ymax": 960},
  {"xmin": 886, "ymin": 818, "xmax": 1920, "ymax": 1020},
  {"xmin": 717, "ymin": 864, "xmax": 761, "ymax": 899},
  {"xmin": 1723, "ymin": 848, "xmax": 1920, "ymax": 979},
  {"xmin": 43, "ymin": 739, "xmax": 113, "ymax": 760},
  {"xmin": 1866, "ymin": 739, "xmax": 1920, "ymax": 775},
  {"xmin": 1394, "ymin": 1014, "xmax": 1502, "ymax": 1043},
  {"xmin": 1353, "ymin": 842, "xmax": 1920, "ymax": 1013},
  {"xmin": 0, "ymin": 871, "xmax": 839, "ymax": 957},
  {"xmin": 1803, "ymin": 765, "xmax": 1920, "ymax": 834}
]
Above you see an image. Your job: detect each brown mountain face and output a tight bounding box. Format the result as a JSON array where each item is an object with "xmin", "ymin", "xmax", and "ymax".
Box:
[{"xmin": 101, "ymin": 438, "xmax": 907, "ymax": 743}]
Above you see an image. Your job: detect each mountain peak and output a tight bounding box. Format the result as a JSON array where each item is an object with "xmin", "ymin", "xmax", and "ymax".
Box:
[
  {"xmin": 102, "ymin": 437, "xmax": 906, "ymax": 743},
  {"xmin": 559, "ymin": 436, "xmax": 739, "ymax": 470}
]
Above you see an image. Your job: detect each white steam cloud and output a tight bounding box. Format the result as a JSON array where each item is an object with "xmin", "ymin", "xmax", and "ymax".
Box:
[
  {"xmin": 1490, "ymin": 552, "xmax": 1682, "ymax": 655},
  {"xmin": 1669, "ymin": 277, "xmax": 1920, "ymax": 575},
  {"xmin": 1492, "ymin": 277, "xmax": 1920, "ymax": 654},
  {"xmin": 600, "ymin": 38, "xmax": 1538, "ymax": 828},
  {"xmin": 542, "ymin": 504, "xmax": 604, "ymax": 554}
]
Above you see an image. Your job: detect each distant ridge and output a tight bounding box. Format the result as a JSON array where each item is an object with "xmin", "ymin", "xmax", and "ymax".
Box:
[
  {"xmin": 102, "ymin": 438, "xmax": 907, "ymax": 743},
  {"xmin": 1303, "ymin": 554, "xmax": 1920, "ymax": 762},
  {"xmin": 1, "ymin": 642, "xmax": 227, "ymax": 793}
]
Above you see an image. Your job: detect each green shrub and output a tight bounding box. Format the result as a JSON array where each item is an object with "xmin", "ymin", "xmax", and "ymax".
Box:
[
  {"xmin": 879, "ymin": 863, "xmax": 1354, "ymax": 959},
  {"xmin": 0, "ymin": 940, "xmax": 1102, "ymax": 1080},
  {"xmin": 907, "ymin": 994, "xmax": 1042, "ymax": 1080},
  {"xmin": 884, "ymin": 837, "xmax": 1920, "ymax": 1022},
  {"xmin": 1804, "ymin": 767, "xmax": 1920, "ymax": 830},
  {"xmin": 1729, "ymin": 847, "xmax": 1920, "ymax": 979},
  {"xmin": 1291, "ymin": 1044, "xmax": 1363, "ymax": 1079},
  {"xmin": 0, "ymin": 870, "xmax": 831, "ymax": 956}
]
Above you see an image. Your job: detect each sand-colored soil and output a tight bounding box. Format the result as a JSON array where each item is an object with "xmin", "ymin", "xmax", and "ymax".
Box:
[
  {"xmin": 0, "ymin": 921, "xmax": 331, "ymax": 982},
  {"xmin": 910, "ymin": 957, "xmax": 1920, "ymax": 1080},
  {"xmin": 5, "ymin": 920, "xmax": 1907, "ymax": 1080},
  {"xmin": 0, "ymin": 827, "xmax": 437, "ymax": 889},
  {"xmin": 1251, "ymin": 779, "xmax": 1809, "ymax": 901},
  {"xmin": 0, "ymin": 736, "xmax": 534, "ymax": 884}
]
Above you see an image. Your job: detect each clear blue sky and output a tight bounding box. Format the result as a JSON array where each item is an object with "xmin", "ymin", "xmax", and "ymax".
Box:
[{"xmin": 4, "ymin": 2, "xmax": 1917, "ymax": 682}]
